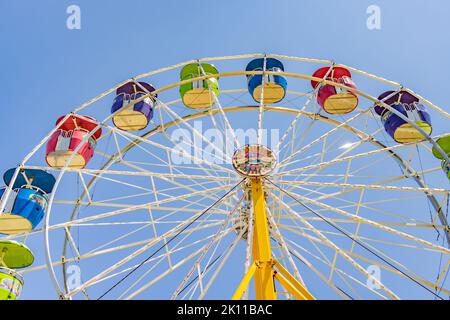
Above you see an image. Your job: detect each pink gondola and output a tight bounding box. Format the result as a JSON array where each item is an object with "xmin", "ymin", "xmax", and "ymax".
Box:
[
  {"xmin": 45, "ymin": 115, "xmax": 102, "ymax": 168},
  {"xmin": 311, "ymin": 67, "xmax": 358, "ymax": 115}
]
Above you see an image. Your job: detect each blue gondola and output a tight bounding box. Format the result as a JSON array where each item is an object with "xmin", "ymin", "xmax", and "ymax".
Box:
[
  {"xmin": 0, "ymin": 168, "xmax": 55, "ymax": 235},
  {"xmin": 246, "ymin": 58, "xmax": 287, "ymax": 104},
  {"xmin": 111, "ymin": 81, "xmax": 156, "ymax": 131}
]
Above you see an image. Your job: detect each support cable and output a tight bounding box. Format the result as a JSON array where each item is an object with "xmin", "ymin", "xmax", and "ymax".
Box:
[
  {"xmin": 97, "ymin": 179, "xmax": 244, "ymax": 299},
  {"xmin": 265, "ymin": 178, "xmax": 445, "ymax": 300}
]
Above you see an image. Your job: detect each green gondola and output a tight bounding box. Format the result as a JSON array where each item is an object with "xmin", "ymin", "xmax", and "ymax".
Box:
[
  {"xmin": 0, "ymin": 268, "xmax": 23, "ymax": 300},
  {"xmin": 442, "ymin": 160, "xmax": 450, "ymax": 180},
  {"xmin": 432, "ymin": 134, "xmax": 450, "ymax": 159},
  {"xmin": 0, "ymin": 240, "xmax": 34, "ymax": 300},
  {"xmin": 179, "ymin": 63, "xmax": 219, "ymax": 109}
]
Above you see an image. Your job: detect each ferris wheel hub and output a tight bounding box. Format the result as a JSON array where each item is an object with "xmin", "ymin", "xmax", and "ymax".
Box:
[{"xmin": 232, "ymin": 144, "xmax": 276, "ymax": 177}]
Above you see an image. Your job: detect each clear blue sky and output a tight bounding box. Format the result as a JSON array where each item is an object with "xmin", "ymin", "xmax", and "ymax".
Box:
[
  {"xmin": 1, "ymin": 0, "xmax": 450, "ymax": 299},
  {"xmin": 2, "ymin": 0, "xmax": 450, "ymax": 168}
]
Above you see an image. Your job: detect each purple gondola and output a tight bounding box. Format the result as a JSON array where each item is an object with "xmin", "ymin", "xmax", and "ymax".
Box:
[
  {"xmin": 111, "ymin": 81, "xmax": 156, "ymax": 131},
  {"xmin": 374, "ymin": 90, "xmax": 432, "ymax": 143}
]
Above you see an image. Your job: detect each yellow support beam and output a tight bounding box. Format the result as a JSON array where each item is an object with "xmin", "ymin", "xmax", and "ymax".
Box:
[
  {"xmin": 232, "ymin": 263, "xmax": 257, "ymax": 300},
  {"xmin": 274, "ymin": 271, "xmax": 308, "ymax": 300},
  {"xmin": 274, "ymin": 261, "xmax": 315, "ymax": 300},
  {"xmin": 251, "ymin": 178, "xmax": 277, "ymax": 300},
  {"xmin": 231, "ymin": 177, "xmax": 313, "ymax": 300},
  {"xmin": 252, "ymin": 224, "xmax": 264, "ymax": 298}
]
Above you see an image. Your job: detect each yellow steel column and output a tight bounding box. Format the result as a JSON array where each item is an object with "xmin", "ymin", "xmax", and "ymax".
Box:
[
  {"xmin": 232, "ymin": 263, "xmax": 257, "ymax": 300},
  {"xmin": 251, "ymin": 178, "xmax": 277, "ymax": 300}
]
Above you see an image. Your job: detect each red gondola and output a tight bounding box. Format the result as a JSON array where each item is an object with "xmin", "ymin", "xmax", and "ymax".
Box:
[
  {"xmin": 311, "ymin": 66, "xmax": 358, "ymax": 115},
  {"xmin": 45, "ymin": 114, "xmax": 102, "ymax": 168}
]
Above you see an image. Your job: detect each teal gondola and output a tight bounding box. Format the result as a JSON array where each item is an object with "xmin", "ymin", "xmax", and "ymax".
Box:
[{"xmin": 0, "ymin": 168, "xmax": 55, "ymax": 235}]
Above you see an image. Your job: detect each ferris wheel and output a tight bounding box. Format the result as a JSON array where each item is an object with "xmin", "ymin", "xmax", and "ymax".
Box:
[{"xmin": 1, "ymin": 54, "xmax": 450, "ymax": 300}]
